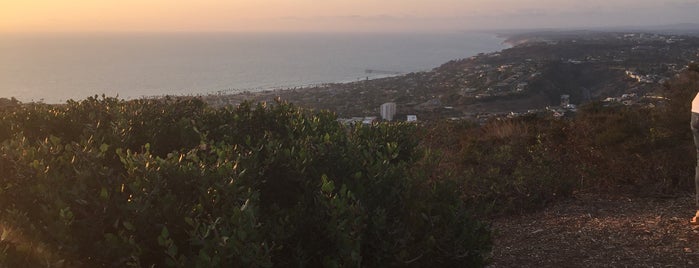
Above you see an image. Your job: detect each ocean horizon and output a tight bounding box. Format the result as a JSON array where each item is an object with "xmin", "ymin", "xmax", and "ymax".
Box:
[{"xmin": 0, "ymin": 32, "xmax": 508, "ymax": 103}]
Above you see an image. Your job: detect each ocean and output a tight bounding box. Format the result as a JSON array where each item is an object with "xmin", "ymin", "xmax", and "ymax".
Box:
[{"xmin": 0, "ymin": 32, "xmax": 508, "ymax": 103}]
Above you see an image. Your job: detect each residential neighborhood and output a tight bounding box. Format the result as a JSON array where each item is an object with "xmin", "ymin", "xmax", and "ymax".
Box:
[{"xmin": 202, "ymin": 31, "xmax": 699, "ymax": 123}]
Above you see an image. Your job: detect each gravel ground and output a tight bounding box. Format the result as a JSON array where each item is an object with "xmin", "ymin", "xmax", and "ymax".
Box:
[{"xmin": 489, "ymin": 193, "xmax": 699, "ymax": 267}]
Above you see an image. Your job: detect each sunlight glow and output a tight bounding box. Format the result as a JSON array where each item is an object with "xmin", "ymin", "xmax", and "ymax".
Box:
[{"xmin": 1, "ymin": 0, "xmax": 699, "ymax": 32}]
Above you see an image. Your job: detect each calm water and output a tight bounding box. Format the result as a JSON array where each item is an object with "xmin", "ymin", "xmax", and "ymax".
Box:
[{"xmin": 0, "ymin": 32, "xmax": 507, "ymax": 103}]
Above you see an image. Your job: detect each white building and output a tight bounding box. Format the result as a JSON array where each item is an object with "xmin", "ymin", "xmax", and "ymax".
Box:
[
  {"xmin": 406, "ymin": 115, "xmax": 417, "ymax": 122},
  {"xmin": 362, "ymin": 116, "xmax": 378, "ymax": 125},
  {"xmin": 380, "ymin": 102, "xmax": 397, "ymax": 121}
]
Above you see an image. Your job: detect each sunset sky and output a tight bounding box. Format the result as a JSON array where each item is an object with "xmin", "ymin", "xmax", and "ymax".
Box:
[{"xmin": 3, "ymin": 0, "xmax": 699, "ymax": 32}]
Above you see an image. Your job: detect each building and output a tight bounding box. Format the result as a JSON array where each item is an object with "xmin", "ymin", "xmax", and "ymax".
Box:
[
  {"xmin": 362, "ymin": 116, "xmax": 378, "ymax": 125},
  {"xmin": 406, "ymin": 115, "xmax": 417, "ymax": 122},
  {"xmin": 380, "ymin": 102, "xmax": 397, "ymax": 121},
  {"xmin": 560, "ymin": 95, "xmax": 570, "ymax": 107}
]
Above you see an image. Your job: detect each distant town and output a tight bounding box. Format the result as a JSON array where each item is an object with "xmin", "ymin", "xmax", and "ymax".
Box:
[{"xmin": 202, "ymin": 31, "xmax": 699, "ymax": 123}]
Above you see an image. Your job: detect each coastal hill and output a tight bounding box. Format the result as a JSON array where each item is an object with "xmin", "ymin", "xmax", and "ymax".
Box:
[
  {"xmin": 205, "ymin": 31, "xmax": 699, "ymax": 121},
  {"xmin": 1, "ymin": 32, "xmax": 699, "ymax": 266}
]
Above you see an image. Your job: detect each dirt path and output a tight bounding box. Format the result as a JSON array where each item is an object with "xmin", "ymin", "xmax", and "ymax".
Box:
[{"xmin": 489, "ymin": 193, "xmax": 699, "ymax": 267}]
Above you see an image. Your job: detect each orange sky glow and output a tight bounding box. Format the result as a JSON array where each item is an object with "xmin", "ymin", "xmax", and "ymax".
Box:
[{"xmin": 2, "ymin": 0, "xmax": 699, "ymax": 32}]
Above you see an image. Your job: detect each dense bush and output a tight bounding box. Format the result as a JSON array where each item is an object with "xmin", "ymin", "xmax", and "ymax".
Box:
[{"xmin": 0, "ymin": 97, "xmax": 490, "ymax": 267}]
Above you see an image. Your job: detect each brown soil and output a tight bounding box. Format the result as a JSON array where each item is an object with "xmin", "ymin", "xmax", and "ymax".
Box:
[{"xmin": 489, "ymin": 193, "xmax": 699, "ymax": 267}]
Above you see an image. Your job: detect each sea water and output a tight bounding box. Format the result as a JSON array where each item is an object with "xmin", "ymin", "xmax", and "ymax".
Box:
[{"xmin": 0, "ymin": 32, "xmax": 507, "ymax": 103}]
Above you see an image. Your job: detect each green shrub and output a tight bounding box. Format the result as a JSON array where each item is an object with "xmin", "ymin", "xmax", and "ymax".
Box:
[{"xmin": 0, "ymin": 98, "xmax": 491, "ymax": 267}]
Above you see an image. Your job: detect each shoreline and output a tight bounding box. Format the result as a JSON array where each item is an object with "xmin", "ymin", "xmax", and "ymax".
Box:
[
  {"xmin": 140, "ymin": 34, "xmax": 512, "ymax": 102},
  {"xmin": 1, "ymin": 32, "xmax": 510, "ymax": 104}
]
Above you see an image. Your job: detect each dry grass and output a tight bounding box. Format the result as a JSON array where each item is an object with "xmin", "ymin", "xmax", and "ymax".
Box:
[{"xmin": 481, "ymin": 119, "xmax": 530, "ymax": 139}]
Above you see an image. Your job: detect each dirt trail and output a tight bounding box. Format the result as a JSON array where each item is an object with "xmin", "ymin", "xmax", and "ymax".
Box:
[{"xmin": 489, "ymin": 193, "xmax": 699, "ymax": 267}]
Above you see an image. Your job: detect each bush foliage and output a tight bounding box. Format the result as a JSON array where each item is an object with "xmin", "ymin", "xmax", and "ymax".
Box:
[
  {"xmin": 0, "ymin": 97, "xmax": 490, "ymax": 267},
  {"xmin": 2, "ymin": 69, "xmax": 697, "ymax": 267},
  {"xmin": 422, "ymin": 69, "xmax": 699, "ymax": 214}
]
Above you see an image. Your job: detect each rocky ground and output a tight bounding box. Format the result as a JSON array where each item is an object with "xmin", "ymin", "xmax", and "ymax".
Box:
[{"xmin": 489, "ymin": 192, "xmax": 699, "ymax": 267}]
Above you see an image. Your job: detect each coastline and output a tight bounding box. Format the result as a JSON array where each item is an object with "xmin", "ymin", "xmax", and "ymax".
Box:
[
  {"xmin": 165, "ymin": 33, "xmax": 512, "ymax": 102},
  {"xmin": 1, "ymin": 32, "xmax": 510, "ymax": 104},
  {"xmin": 196, "ymin": 30, "xmax": 699, "ymax": 120}
]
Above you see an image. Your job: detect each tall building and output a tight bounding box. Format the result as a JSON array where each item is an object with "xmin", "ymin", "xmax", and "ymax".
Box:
[{"xmin": 380, "ymin": 102, "xmax": 396, "ymax": 121}]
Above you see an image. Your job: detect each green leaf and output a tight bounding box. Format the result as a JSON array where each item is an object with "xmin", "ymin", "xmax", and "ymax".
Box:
[
  {"xmin": 99, "ymin": 143, "xmax": 109, "ymax": 153},
  {"xmin": 104, "ymin": 233, "xmax": 118, "ymax": 243},
  {"xmin": 49, "ymin": 135, "xmax": 61, "ymax": 145},
  {"xmin": 321, "ymin": 174, "xmax": 334, "ymax": 194},
  {"xmin": 123, "ymin": 221, "xmax": 135, "ymax": 231},
  {"xmin": 99, "ymin": 187, "xmax": 109, "ymax": 200},
  {"xmin": 161, "ymin": 226, "xmax": 169, "ymax": 238}
]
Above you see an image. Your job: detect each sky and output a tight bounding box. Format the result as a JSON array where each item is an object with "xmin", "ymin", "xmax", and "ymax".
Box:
[{"xmin": 2, "ymin": 0, "xmax": 699, "ymax": 33}]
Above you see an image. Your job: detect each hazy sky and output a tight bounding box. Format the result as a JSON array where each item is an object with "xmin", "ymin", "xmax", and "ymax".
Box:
[{"xmin": 3, "ymin": 0, "xmax": 699, "ymax": 32}]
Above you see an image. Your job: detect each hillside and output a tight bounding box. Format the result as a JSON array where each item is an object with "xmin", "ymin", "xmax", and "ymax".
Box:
[
  {"xmin": 2, "ymin": 31, "xmax": 699, "ymax": 267},
  {"xmin": 204, "ymin": 31, "xmax": 699, "ymax": 121}
]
